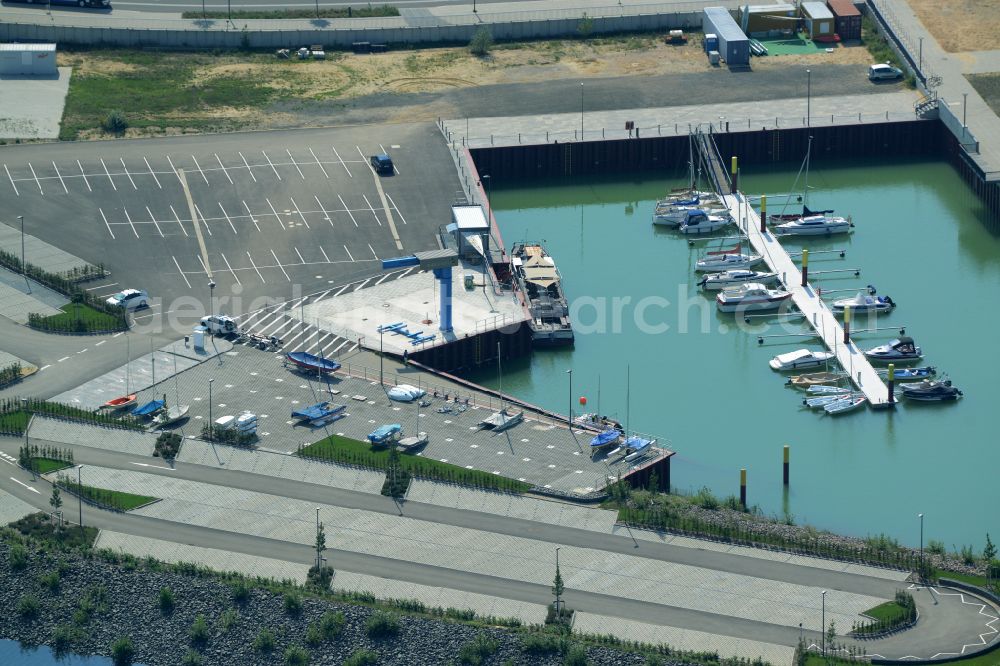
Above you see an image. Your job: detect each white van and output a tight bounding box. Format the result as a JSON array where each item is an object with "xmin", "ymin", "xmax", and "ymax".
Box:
[
  {"xmin": 868, "ymin": 63, "xmax": 903, "ymax": 81},
  {"xmin": 200, "ymin": 315, "xmax": 238, "ymax": 336}
]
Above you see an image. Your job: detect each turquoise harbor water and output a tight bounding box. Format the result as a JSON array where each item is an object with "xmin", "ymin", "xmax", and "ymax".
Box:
[
  {"xmin": 474, "ymin": 158, "xmax": 999, "ymax": 549},
  {"xmin": 0, "ymin": 640, "xmax": 120, "ymax": 665}
]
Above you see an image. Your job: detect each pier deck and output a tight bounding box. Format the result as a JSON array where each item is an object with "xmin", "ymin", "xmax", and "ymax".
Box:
[{"xmin": 720, "ymin": 195, "xmax": 891, "ymax": 407}]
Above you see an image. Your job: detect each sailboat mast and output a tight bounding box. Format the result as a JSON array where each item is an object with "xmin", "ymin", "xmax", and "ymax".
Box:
[
  {"xmin": 496, "ymin": 341, "xmax": 503, "ymax": 411},
  {"xmin": 125, "ymin": 334, "xmax": 131, "ymax": 395},
  {"xmin": 804, "ymin": 136, "xmax": 813, "ymax": 209},
  {"xmin": 625, "ymin": 365, "xmax": 630, "ymax": 438},
  {"xmin": 597, "ymin": 376, "xmax": 601, "ymax": 417}
]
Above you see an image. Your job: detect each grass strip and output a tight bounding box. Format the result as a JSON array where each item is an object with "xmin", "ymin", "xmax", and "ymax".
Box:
[
  {"xmin": 0, "ymin": 399, "xmax": 142, "ymax": 435},
  {"xmin": 32, "ymin": 458, "xmax": 73, "ymax": 474},
  {"xmin": 861, "ymin": 600, "xmax": 907, "ymax": 623},
  {"xmin": 56, "ymin": 479, "xmax": 157, "ymax": 512},
  {"xmin": 299, "ymin": 434, "xmax": 531, "ymax": 494},
  {"xmin": 29, "ymin": 302, "xmax": 127, "ymax": 334},
  {"xmin": 181, "ymin": 6, "xmax": 398, "ymax": 19}
]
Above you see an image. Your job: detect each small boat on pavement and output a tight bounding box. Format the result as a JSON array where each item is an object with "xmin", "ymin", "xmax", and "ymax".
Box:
[
  {"xmin": 679, "ymin": 209, "xmax": 731, "ymax": 235},
  {"xmin": 769, "ymin": 349, "xmax": 836, "ymax": 371},
  {"xmin": 387, "ymin": 384, "xmax": 427, "ymax": 402},
  {"xmin": 103, "ymin": 394, "xmax": 137, "ymax": 410},
  {"xmin": 367, "ymin": 424, "xmax": 403, "ymax": 446},
  {"xmin": 899, "ymin": 379, "xmax": 963, "ymax": 402},
  {"xmin": 590, "ymin": 428, "xmax": 622, "ymax": 450},
  {"xmin": 832, "ymin": 292, "xmax": 895, "ymax": 314},
  {"xmin": 716, "ymin": 283, "xmax": 791, "ymax": 313},
  {"xmin": 479, "ymin": 408, "xmax": 524, "ymax": 431},
  {"xmin": 878, "ymin": 366, "xmax": 936, "ymax": 382},
  {"xmin": 775, "ymin": 214, "xmax": 852, "ymax": 236},
  {"xmin": 787, "ymin": 371, "xmax": 845, "ymax": 388},
  {"xmin": 286, "ymin": 351, "xmax": 341, "ymax": 374},
  {"xmin": 397, "ymin": 432, "xmax": 430, "ymax": 451},
  {"xmin": 825, "ymin": 395, "xmax": 867, "ymax": 414},
  {"xmin": 131, "ymin": 399, "xmax": 165, "ymax": 417},
  {"xmin": 151, "ymin": 404, "xmax": 189, "ymax": 428},
  {"xmin": 695, "ymin": 252, "xmax": 764, "ymax": 273},
  {"xmin": 574, "ymin": 413, "xmax": 623, "ymax": 431},
  {"xmin": 864, "ymin": 337, "xmax": 922, "ymax": 363},
  {"xmin": 699, "ymin": 270, "xmax": 779, "ymax": 290}
]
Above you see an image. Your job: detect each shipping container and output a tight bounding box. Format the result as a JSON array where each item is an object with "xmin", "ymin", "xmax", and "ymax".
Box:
[
  {"xmin": 702, "ymin": 7, "xmax": 751, "ymax": 67},
  {"xmin": 0, "ymin": 43, "xmax": 57, "ymax": 77},
  {"xmin": 802, "ymin": 1, "xmax": 836, "ymax": 41},
  {"xmin": 827, "ymin": 0, "xmax": 862, "ymax": 41},
  {"xmin": 738, "ymin": 3, "xmax": 798, "ymax": 38}
]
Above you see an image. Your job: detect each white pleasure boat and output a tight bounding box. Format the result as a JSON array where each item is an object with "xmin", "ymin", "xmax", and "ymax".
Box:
[
  {"xmin": 716, "ymin": 283, "xmax": 792, "ymax": 313},
  {"xmin": 769, "ymin": 349, "xmax": 836, "ymax": 371},
  {"xmin": 775, "ymin": 214, "xmax": 852, "ymax": 236},
  {"xmin": 699, "ymin": 270, "xmax": 779, "ymax": 290}
]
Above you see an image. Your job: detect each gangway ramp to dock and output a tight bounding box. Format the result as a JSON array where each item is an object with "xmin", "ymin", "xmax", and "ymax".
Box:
[{"xmin": 723, "ymin": 196, "xmax": 891, "ymax": 407}]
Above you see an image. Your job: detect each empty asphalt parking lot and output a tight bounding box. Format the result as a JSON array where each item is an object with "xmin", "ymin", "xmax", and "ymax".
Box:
[{"xmin": 0, "ymin": 123, "xmax": 460, "ymax": 313}]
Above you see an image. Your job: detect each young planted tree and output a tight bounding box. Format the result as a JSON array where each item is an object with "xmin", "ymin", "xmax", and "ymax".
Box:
[{"xmin": 50, "ymin": 485, "xmax": 63, "ymax": 527}]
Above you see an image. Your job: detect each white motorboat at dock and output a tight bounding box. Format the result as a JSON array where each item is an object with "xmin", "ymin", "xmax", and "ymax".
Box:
[
  {"xmin": 775, "ymin": 214, "xmax": 853, "ymax": 236},
  {"xmin": 695, "ymin": 252, "xmax": 763, "ymax": 272},
  {"xmin": 699, "ymin": 270, "xmax": 779, "ymax": 290},
  {"xmin": 716, "ymin": 283, "xmax": 792, "ymax": 313}
]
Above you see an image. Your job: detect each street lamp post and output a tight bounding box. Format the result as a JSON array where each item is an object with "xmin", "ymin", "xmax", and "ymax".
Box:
[
  {"xmin": 918, "ymin": 37, "xmax": 923, "ymax": 72},
  {"xmin": 315, "ymin": 506, "xmax": 321, "ymax": 569},
  {"xmin": 962, "ymin": 92, "xmax": 969, "ymax": 139},
  {"xmin": 78, "ymin": 465, "xmax": 83, "ymax": 530},
  {"xmin": 379, "ymin": 328, "xmax": 384, "ymax": 387},
  {"xmin": 566, "ymin": 369, "xmax": 573, "ymax": 429},
  {"xmin": 18, "ymin": 215, "xmax": 30, "ymax": 293},
  {"xmin": 555, "ymin": 547, "xmax": 561, "ymax": 616},
  {"xmin": 806, "ymin": 69, "xmax": 811, "ymax": 127},
  {"xmin": 208, "ymin": 378, "xmax": 215, "ymax": 438},
  {"xmin": 821, "ymin": 590, "xmax": 827, "ymax": 655},
  {"xmin": 21, "ymin": 398, "xmax": 33, "ymax": 480}
]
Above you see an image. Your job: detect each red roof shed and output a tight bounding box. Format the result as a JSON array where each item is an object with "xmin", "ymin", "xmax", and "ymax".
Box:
[{"xmin": 828, "ymin": 0, "xmax": 862, "ymax": 41}]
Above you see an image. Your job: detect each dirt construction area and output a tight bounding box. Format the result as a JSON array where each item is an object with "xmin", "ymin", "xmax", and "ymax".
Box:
[
  {"xmin": 56, "ymin": 36, "xmax": 877, "ymax": 140},
  {"xmin": 908, "ymin": 0, "xmax": 1000, "ymax": 53}
]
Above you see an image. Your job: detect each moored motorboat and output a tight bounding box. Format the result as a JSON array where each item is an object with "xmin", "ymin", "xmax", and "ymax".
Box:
[
  {"xmin": 824, "ymin": 395, "xmax": 867, "ymax": 414},
  {"xmin": 864, "ymin": 337, "xmax": 922, "ymax": 363},
  {"xmin": 877, "ymin": 366, "xmax": 936, "ymax": 381},
  {"xmin": 699, "ymin": 270, "xmax": 779, "ymax": 290},
  {"xmin": 695, "ymin": 252, "xmax": 763, "ymax": 272},
  {"xmin": 678, "ymin": 209, "xmax": 731, "ymax": 234},
  {"xmin": 899, "ymin": 379, "xmax": 963, "ymax": 402},
  {"xmin": 775, "ymin": 214, "xmax": 852, "ymax": 236},
  {"xmin": 787, "ymin": 371, "xmax": 845, "ymax": 388},
  {"xmin": 716, "ymin": 283, "xmax": 792, "ymax": 313},
  {"xmin": 652, "ymin": 204, "xmax": 728, "ymax": 226},
  {"xmin": 769, "ymin": 205, "xmax": 835, "ymax": 222},
  {"xmin": 832, "ymin": 292, "xmax": 895, "ymax": 314},
  {"xmin": 769, "ymin": 349, "xmax": 835, "ymax": 371}
]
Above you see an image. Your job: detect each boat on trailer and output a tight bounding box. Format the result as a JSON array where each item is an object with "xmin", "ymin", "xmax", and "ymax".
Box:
[
  {"xmin": 479, "ymin": 408, "xmax": 524, "ymax": 431},
  {"xmin": 103, "ymin": 394, "xmax": 137, "ymax": 410},
  {"xmin": 590, "ymin": 428, "xmax": 622, "ymax": 451},
  {"xmin": 286, "ymin": 351, "xmax": 341, "ymax": 374}
]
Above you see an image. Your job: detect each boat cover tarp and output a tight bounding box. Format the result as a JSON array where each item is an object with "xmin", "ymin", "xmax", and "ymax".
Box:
[{"xmin": 132, "ymin": 400, "xmax": 165, "ymax": 417}]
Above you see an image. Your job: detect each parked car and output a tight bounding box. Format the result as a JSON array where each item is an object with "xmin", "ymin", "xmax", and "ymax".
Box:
[
  {"xmin": 200, "ymin": 314, "xmax": 239, "ymax": 336},
  {"xmin": 5, "ymin": 0, "xmax": 111, "ymax": 7},
  {"xmin": 106, "ymin": 288, "xmax": 148, "ymax": 310},
  {"xmin": 868, "ymin": 63, "xmax": 903, "ymax": 81},
  {"xmin": 369, "ymin": 153, "xmax": 394, "ymax": 175}
]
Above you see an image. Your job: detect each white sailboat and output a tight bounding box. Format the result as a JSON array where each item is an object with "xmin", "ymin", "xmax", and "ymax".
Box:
[{"xmin": 479, "ymin": 342, "xmax": 523, "ymax": 431}]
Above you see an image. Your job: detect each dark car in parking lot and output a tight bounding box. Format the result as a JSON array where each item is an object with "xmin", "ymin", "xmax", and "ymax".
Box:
[{"xmin": 370, "ymin": 154, "xmax": 394, "ymax": 176}]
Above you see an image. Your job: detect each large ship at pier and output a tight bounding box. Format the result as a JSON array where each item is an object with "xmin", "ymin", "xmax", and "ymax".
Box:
[{"xmin": 510, "ymin": 242, "xmax": 574, "ymax": 347}]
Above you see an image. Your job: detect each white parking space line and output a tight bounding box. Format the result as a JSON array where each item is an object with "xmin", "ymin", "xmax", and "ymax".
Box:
[
  {"xmin": 219, "ymin": 252, "xmax": 242, "ymax": 286},
  {"xmin": 215, "ymin": 154, "xmax": 234, "ymax": 185},
  {"xmin": 217, "ymin": 203, "xmax": 238, "ymax": 234},
  {"xmin": 294, "ymin": 247, "xmax": 306, "ymax": 264},
  {"xmin": 355, "ymin": 145, "xmax": 372, "ymax": 168},
  {"xmin": 264, "ymin": 198, "xmax": 286, "ymax": 230},
  {"xmin": 368, "ymin": 244, "xmax": 379, "ymax": 261},
  {"xmin": 100, "ymin": 158, "xmax": 118, "ymax": 191},
  {"xmin": 282, "ymin": 327, "xmax": 308, "ymax": 348},
  {"xmin": 309, "ymin": 333, "xmax": 330, "ymax": 353},
  {"xmin": 99, "ymin": 208, "xmax": 116, "ymax": 239},
  {"xmin": 286, "ymin": 149, "xmax": 305, "ymax": 179},
  {"xmin": 309, "ymin": 148, "xmax": 329, "ymax": 178},
  {"xmin": 386, "ymin": 194, "xmax": 407, "ymax": 225},
  {"xmin": 318, "ymin": 246, "xmax": 331, "ymax": 263},
  {"xmin": 3, "ymin": 165, "xmax": 18, "ymax": 196},
  {"xmin": 334, "ymin": 283, "xmax": 351, "ymax": 297},
  {"xmin": 334, "ymin": 340, "xmax": 350, "ymax": 354},
  {"xmin": 238, "ymin": 152, "xmax": 258, "ymax": 183},
  {"xmin": 52, "ymin": 161, "xmax": 68, "ymax": 194},
  {"xmin": 146, "ymin": 206, "xmax": 164, "ymax": 238},
  {"xmin": 191, "ymin": 155, "xmax": 210, "ymax": 185},
  {"xmin": 143, "ymin": 156, "xmax": 162, "ymax": 189},
  {"xmin": 300, "ymin": 330, "xmax": 321, "ymax": 348},
  {"xmin": 375, "ymin": 272, "xmax": 394, "ymax": 285},
  {"xmin": 165, "ymin": 155, "xmax": 184, "ymax": 186},
  {"xmin": 27, "ymin": 162, "xmax": 44, "ymax": 195},
  {"xmin": 172, "ymin": 256, "xmax": 193, "ymax": 288},
  {"xmin": 290, "ymin": 197, "xmax": 310, "ymax": 229},
  {"xmin": 123, "ymin": 208, "xmax": 140, "ymax": 239},
  {"xmin": 264, "ymin": 318, "xmax": 294, "ymax": 337},
  {"xmin": 338, "ymin": 195, "xmax": 359, "ymax": 227},
  {"xmin": 261, "ymin": 150, "xmax": 282, "ymax": 181},
  {"xmin": 314, "ymin": 195, "xmax": 334, "ymax": 227},
  {"xmin": 343, "ymin": 245, "xmax": 355, "ymax": 262},
  {"xmin": 332, "ymin": 145, "xmax": 351, "ymax": 176},
  {"xmin": 362, "ymin": 194, "xmax": 382, "ymax": 226},
  {"xmin": 169, "ymin": 204, "xmax": 190, "ymax": 237},
  {"xmin": 193, "ymin": 204, "xmax": 213, "ymax": 236},
  {"xmin": 86, "ymin": 282, "xmax": 117, "ymax": 291},
  {"xmin": 246, "ymin": 251, "xmax": 266, "ymax": 283},
  {"xmin": 120, "ymin": 159, "xmax": 138, "ymax": 190},
  {"xmin": 76, "ymin": 160, "xmax": 92, "ymax": 192},
  {"xmin": 270, "ymin": 249, "xmax": 291, "ymax": 281},
  {"xmin": 322, "ymin": 337, "xmax": 341, "ymax": 354},
  {"xmin": 250, "ymin": 309, "xmax": 280, "ymax": 330},
  {"xmin": 241, "ymin": 201, "xmax": 262, "ymax": 232}
]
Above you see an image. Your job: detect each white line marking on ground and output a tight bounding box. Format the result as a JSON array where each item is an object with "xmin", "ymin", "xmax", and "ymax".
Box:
[
  {"xmin": 52, "ymin": 161, "xmax": 68, "ymax": 194},
  {"xmin": 146, "ymin": 206, "xmax": 164, "ymax": 238},
  {"xmin": 191, "ymin": 155, "xmax": 209, "ymax": 185},
  {"xmin": 376, "ymin": 272, "xmax": 393, "ymax": 285},
  {"xmin": 58, "ymin": 356, "xmax": 70, "ymax": 363},
  {"xmin": 179, "ymin": 169, "xmax": 213, "ymax": 282},
  {"xmin": 271, "ymin": 250, "xmax": 291, "ymax": 281},
  {"xmin": 85, "ymin": 282, "xmax": 117, "ymax": 291},
  {"xmin": 262, "ymin": 150, "xmax": 281, "ymax": 180},
  {"xmin": 309, "ymin": 148, "xmax": 329, "ymax": 178},
  {"xmin": 130, "ymin": 462, "xmax": 175, "ymax": 471},
  {"xmin": 143, "ymin": 156, "xmax": 162, "ymax": 189},
  {"xmin": 172, "ymin": 256, "xmax": 192, "ymax": 288},
  {"xmin": 122, "ymin": 208, "xmax": 139, "ymax": 238},
  {"xmin": 355, "ymin": 278, "xmax": 371, "ymax": 291},
  {"xmin": 215, "ymin": 153, "xmax": 234, "ymax": 185},
  {"xmin": 246, "ymin": 252, "xmax": 266, "ymax": 283},
  {"xmin": 321, "ymin": 337, "xmax": 339, "ymax": 354},
  {"xmin": 218, "ymin": 202, "xmax": 238, "ymax": 234},
  {"xmin": 348, "ymin": 343, "xmax": 359, "ymax": 352},
  {"xmin": 386, "ymin": 193, "xmax": 407, "ymax": 225},
  {"xmin": 362, "ymin": 193, "xmax": 382, "ymax": 226},
  {"xmin": 27, "ymin": 162, "xmax": 43, "ymax": 195},
  {"xmin": 3, "ymin": 164, "xmax": 18, "ymax": 196},
  {"xmin": 368, "ymin": 244, "xmax": 379, "ymax": 261},
  {"xmin": 100, "ymin": 158, "xmax": 118, "ymax": 191},
  {"xmin": 10, "ymin": 477, "xmax": 40, "ymax": 494},
  {"xmin": 319, "ymin": 246, "xmax": 331, "ymax": 263},
  {"xmin": 294, "ymin": 247, "xmax": 306, "ymax": 264},
  {"xmin": 332, "ymin": 145, "xmax": 351, "ymax": 176},
  {"xmin": 338, "ymin": 195, "xmax": 359, "ymax": 227},
  {"xmin": 238, "ymin": 151, "xmax": 258, "ymax": 183},
  {"xmin": 334, "ymin": 284, "xmax": 350, "ymax": 297},
  {"xmin": 314, "ymin": 195, "xmax": 334, "ymax": 227},
  {"xmin": 95, "ymin": 340, "xmax": 106, "ymax": 346},
  {"xmin": 120, "ymin": 158, "xmax": 138, "ymax": 190},
  {"xmin": 286, "ymin": 149, "xmax": 305, "ymax": 179},
  {"xmin": 165, "ymin": 155, "xmax": 184, "ymax": 186},
  {"xmin": 76, "ymin": 160, "xmax": 92, "ymax": 192},
  {"xmin": 241, "ymin": 200, "xmax": 262, "ymax": 232},
  {"xmin": 333, "ymin": 340, "xmax": 349, "ymax": 354},
  {"xmin": 168, "ymin": 204, "xmax": 190, "ymax": 237},
  {"xmin": 265, "ymin": 197, "xmax": 286, "ymax": 230},
  {"xmin": 39, "ymin": 364, "xmax": 51, "ymax": 371},
  {"xmin": 220, "ymin": 252, "xmax": 242, "ymax": 286},
  {"xmin": 343, "ymin": 245, "xmax": 355, "ymax": 262},
  {"xmin": 99, "ymin": 208, "xmax": 116, "ymax": 239},
  {"xmin": 193, "ymin": 204, "xmax": 213, "ymax": 236},
  {"xmin": 290, "ymin": 197, "xmax": 310, "ymax": 229}
]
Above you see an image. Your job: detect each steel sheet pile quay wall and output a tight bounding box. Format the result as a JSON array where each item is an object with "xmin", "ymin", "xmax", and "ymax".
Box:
[{"xmin": 722, "ymin": 194, "xmax": 891, "ymax": 407}]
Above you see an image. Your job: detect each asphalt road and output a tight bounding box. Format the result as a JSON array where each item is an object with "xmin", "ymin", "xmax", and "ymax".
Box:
[
  {"xmin": 0, "ymin": 0, "xmax": 509, "ymax": 13},
  {"xmin": 2, "ymin": 435, "xmax": 996, "ymax": 658}
]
